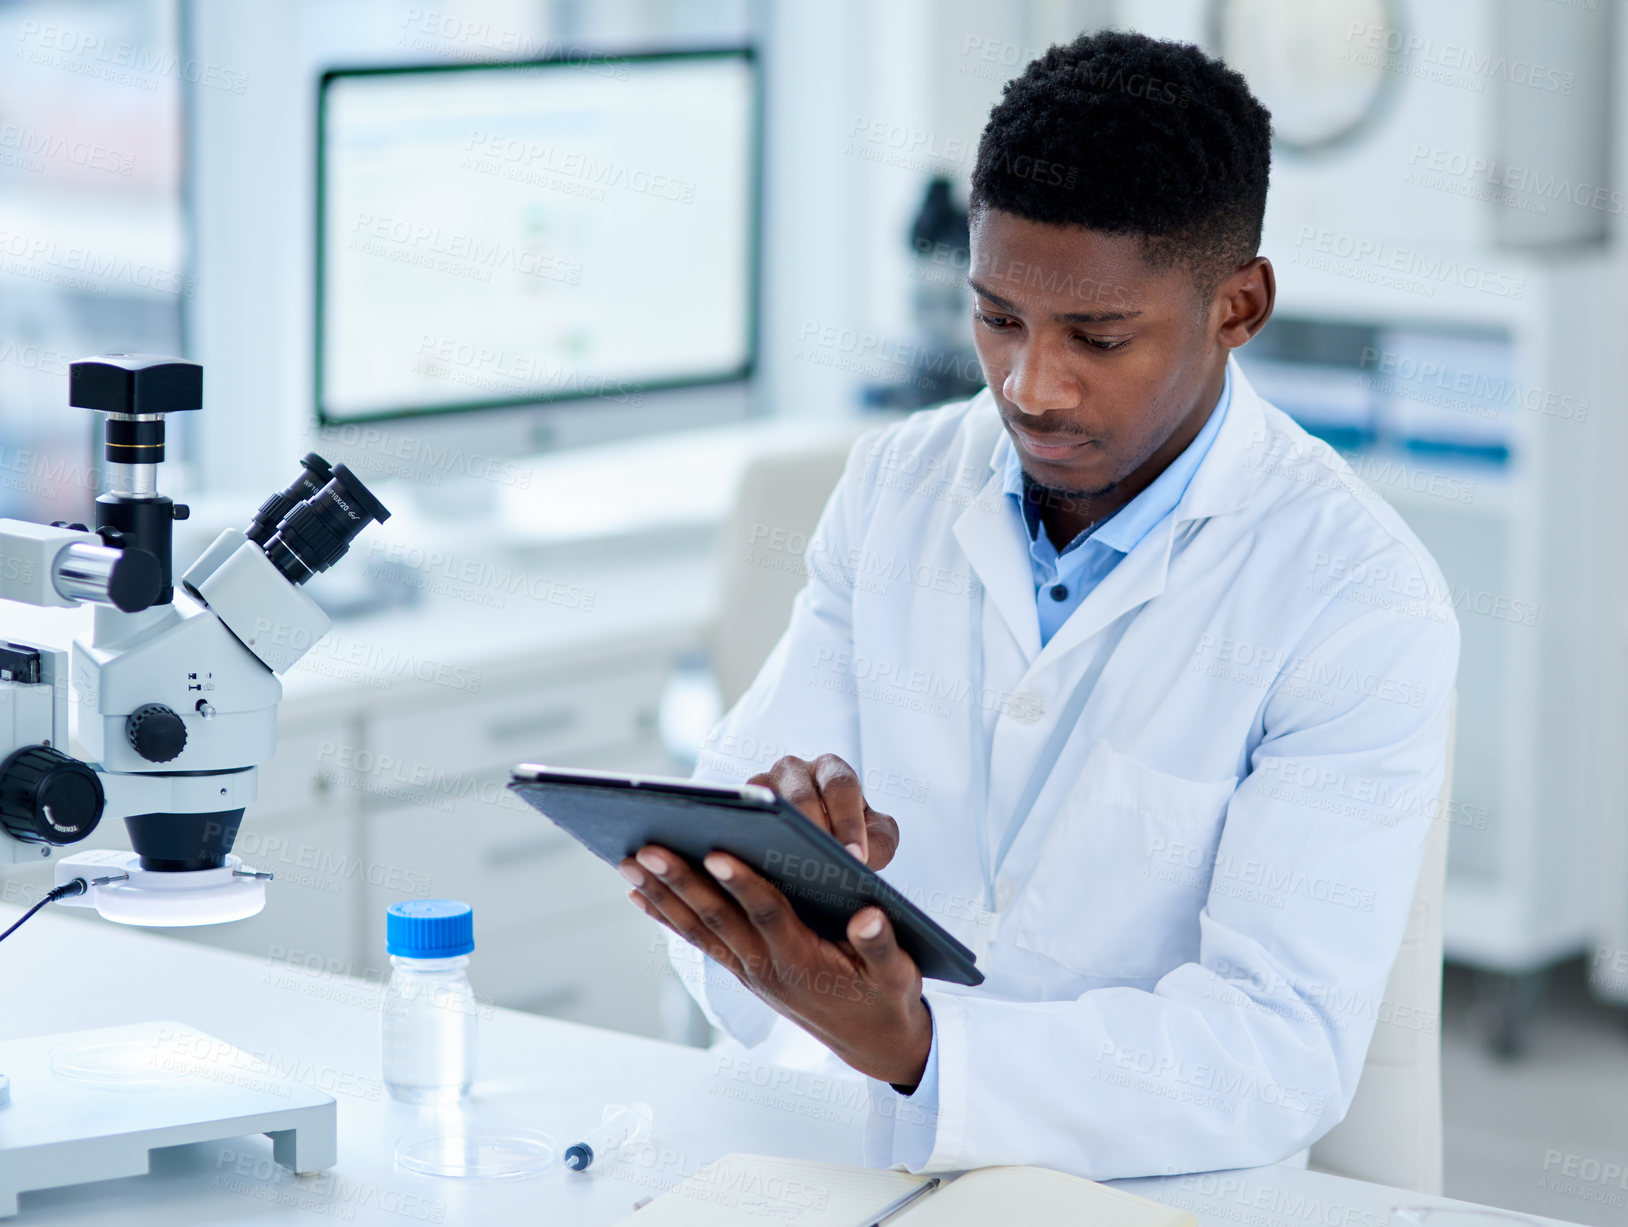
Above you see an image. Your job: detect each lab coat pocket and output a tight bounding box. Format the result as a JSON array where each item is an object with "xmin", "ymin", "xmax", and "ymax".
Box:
[{"xmin": 1011, "ymin": 739, "xmax": 1237, "ymax": 981}]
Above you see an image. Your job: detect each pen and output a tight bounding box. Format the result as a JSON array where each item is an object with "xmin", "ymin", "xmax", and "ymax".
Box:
[{"xmin": 851, "ymin": 1176, "xmax": 941, "ymax": 1227}]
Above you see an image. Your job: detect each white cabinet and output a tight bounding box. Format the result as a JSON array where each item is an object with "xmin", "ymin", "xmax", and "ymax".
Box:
[
  {"xmin": 157, "ymin": 551, "xmax": 714, "ymax": 1041},
  {"xmin": 176, "ymin": 660, "xmax": 687, "ymax": 1041},
  {"xmin": 180, "ymin": 721, "xmax": 362, "ymax": 968},
  {"xmin": 476, "ymin": 897, "xmax": 673, "ymax": 1038},
  {"xmin": 182, "ymin": 809, "xmax": 360, "ymax": 969},
  {"xmin": 360, "ymin": 745, "xmax": 678, "ymax": 1038},
  {"xmin": 351, "ymin": 654, "xmax": 682, "ymax": 1038}
]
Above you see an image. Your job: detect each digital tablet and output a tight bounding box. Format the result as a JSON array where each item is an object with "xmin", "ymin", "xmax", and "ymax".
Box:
[{"xmin": 508, "ymin": 764, "xmax": 983, "ymax": 986}]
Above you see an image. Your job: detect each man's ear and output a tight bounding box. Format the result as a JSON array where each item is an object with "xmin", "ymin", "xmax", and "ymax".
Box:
[{"xmin": 1213, "ymin": 256, "xmax": 1275, "ymax": 350}]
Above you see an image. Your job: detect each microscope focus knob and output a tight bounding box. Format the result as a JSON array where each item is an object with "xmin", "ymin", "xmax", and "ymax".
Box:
[
  {"xmin": 0, "ymin": 745, "xmax": 104, "ymax": 846},
  {"xmin": 126, "ymin": 703, "xmax": 187, "ymax": 763}
]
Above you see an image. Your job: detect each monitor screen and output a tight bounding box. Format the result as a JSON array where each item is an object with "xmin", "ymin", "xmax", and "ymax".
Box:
[{"xmin": 316, "ymin": 49, "xmax": 757, "ymax": 424}]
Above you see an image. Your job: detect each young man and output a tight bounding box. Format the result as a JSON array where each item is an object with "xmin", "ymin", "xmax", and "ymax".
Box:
[{"xmin": 620, "ymin": 31, "xmax": 1458, "ymax": 1178}]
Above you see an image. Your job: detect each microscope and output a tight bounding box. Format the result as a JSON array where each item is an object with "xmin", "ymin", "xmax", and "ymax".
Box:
[
  {"xmin": 0, "ymin": 354, "xmax": 391, "ymax": 1204},
  {"xmin": 0, "ymin": 353, "xmax": 390, "ymax": 928}
]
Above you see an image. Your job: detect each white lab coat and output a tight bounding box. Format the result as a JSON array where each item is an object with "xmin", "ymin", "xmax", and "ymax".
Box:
[{"xmin": 673, "ymin": 359, "xmax": 1459, "ymax": 1179}]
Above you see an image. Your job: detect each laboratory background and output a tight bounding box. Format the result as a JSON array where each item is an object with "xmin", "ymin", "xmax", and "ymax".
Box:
[{"xmin": 0, "ymin": 0, "xmax": 1623, "ymax": 1224}]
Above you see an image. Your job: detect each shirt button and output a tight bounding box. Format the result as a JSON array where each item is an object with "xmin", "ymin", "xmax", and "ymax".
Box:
[
  {"xmin": 1006, "ymin": 692, "xmax": 1044, "ymax": 723},
  {"xmin": 1050, "ymin": 584, "xmax": 1069, "ymax": 601},
  {"xmin": 995, "ymin": 880, "xmax": 1014, "ymax": 910}
]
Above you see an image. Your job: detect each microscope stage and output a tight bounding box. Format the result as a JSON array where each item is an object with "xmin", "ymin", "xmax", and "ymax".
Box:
[{"xmin": 0, "ymin": 1020, "xmax": 336, "ymax": 1218}]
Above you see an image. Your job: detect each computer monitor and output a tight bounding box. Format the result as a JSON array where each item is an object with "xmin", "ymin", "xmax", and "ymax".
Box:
[{"xmin": 315, "ymin": 49, "xmax": 758, "ymax": 428}]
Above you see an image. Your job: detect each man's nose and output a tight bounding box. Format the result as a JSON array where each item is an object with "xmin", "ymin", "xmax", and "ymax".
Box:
[{"xmin": 1002, "ymin": 341, "xmax": 1078, "ymax": 415}]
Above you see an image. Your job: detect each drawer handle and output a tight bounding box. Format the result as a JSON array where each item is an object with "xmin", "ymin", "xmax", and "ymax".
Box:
[
  {"xmin": 518, "ymin": 984, "xmax": 584, "ymax": 1014},
  {"xmin": 486, "ymin": 707, "xmax": 577, "ymax": 742},
  {"xmin": 482, "ymin": 835, "xmax": 573, "ymax": 869}
]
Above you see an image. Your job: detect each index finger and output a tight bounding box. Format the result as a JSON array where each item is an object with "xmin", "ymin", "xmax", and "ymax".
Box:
[
  {"xmin": 811, "ymin": 754, "xmax": 869, "ymax": 862},
  {"xmin": 752, "ymin": 758, "xmax": 825, "ymax": 829}
]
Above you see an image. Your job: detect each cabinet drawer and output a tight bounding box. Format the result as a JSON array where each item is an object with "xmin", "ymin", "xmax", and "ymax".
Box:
[
  {"xmin": 357, "ymin": 738, "xmax": 680, "ymax": 951},
  {"xmin": 365, "ymin": 666, "xmax": 664, "ymax": 783},
  {"xmin": 364, "ymin": 789, "xmax": 628, "ymax": 936},
  {"xmin": 475, "ymin": 899, "xmax": 669, "ymax": 1038},
  {"xmin": 180, "ymin": 812, "xmax": 361, "ymax": 969},
  {"xmin": 257, "ymin": 722, "xmax": 355, "ymax": 823}
]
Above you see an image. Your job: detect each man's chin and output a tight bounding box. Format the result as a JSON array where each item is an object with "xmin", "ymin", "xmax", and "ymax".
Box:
[{"xmin": 1021, "ymin": 457, "xmax": 1118, "ymax": 502}]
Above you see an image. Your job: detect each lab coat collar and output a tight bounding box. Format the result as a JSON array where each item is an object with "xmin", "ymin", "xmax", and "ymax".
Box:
[
  {"xmin": 953, "ymin": 450, "xmax": 1043, "ymax": 660},
  {"xmin": 954, "ymin": 355, "xmax": 1267, "ymax": 667},
  {"xmin": 1173, "ymin": 355, "xmax": 1267, "ymax": 524}
]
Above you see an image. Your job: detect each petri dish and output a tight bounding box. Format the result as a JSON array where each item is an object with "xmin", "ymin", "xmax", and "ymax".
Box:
[
  {"xmin": 50, "ymin": 1027, "xmax": 204, "ymax": 1090},
  {"xmin": 394, "ymin": 1127, "xmax": 556, "ymax": 1180}
]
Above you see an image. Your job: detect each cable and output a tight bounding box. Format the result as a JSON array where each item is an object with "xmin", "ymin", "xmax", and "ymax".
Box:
[{"xmin": 0, "ymin": 877, "xmax": 87, "ymax": 944}]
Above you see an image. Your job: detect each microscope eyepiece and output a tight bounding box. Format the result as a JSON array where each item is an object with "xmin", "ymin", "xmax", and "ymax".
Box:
[
  {"xmin": 262, "ymin": 463, "xmax": 391, "ymax": 585},
  {"xmin": 246, "ymin": 453, "xmax": 334, "ymax": 547}
]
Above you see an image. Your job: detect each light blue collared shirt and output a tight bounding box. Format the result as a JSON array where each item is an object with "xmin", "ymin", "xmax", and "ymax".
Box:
[
  {"xmin": 883, "ymin": 368, "xmax": 1233, "ymax": 1167},
  {"xmin": 1004, "ymin": 367, "xmax": 1233, "ymax": 648}
]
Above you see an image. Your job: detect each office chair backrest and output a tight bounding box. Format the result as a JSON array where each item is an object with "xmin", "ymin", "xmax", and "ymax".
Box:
[
  {"xmin": 1309, "ymin": 701, "xmax": 1456, "ymax": 1194},
  {"xmin": 711, "ymin": 431, "xmax": 866, "ymax": 708}
]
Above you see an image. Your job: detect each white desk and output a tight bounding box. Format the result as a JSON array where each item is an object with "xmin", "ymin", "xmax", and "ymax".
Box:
[{"xmin": 0, "ymin": 906, "xmax": 1582, "ymax": 1226}]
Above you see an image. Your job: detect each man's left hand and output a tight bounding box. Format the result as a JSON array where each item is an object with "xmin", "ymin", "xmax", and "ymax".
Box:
[{"xmin": 620, "ymin": 845, "xmax": 932, "ymax": 1090}]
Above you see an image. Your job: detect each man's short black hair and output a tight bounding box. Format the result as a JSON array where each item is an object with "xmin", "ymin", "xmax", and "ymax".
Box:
[{"xmin": 971, "ymin": 29, "xmax": 1272, "ymax": 294}]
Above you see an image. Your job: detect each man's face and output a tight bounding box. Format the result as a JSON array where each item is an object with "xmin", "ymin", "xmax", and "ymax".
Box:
[{"xmin": 968, "ymin": 207, "xmax": 1225, "ymax": 498}]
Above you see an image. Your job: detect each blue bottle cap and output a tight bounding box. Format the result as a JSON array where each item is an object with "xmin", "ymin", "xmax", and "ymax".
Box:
[{"xmin": 387, "ymin": 899, "xmax": 474, "ymax": 959}]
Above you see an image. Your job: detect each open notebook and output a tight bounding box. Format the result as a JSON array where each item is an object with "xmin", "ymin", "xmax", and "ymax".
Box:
[{"xmin": 613, "ymin": 1154, "xmax": 1194, "ymax": 1226}]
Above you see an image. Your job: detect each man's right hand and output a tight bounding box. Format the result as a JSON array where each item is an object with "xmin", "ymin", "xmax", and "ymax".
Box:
[{"xmin": 748, "ymin": 753, "xmax": 900, "ymax": 870}]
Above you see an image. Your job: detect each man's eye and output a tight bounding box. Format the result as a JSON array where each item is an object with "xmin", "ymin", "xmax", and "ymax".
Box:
[
  {"xmin": 974, "ymin": 310, "xmax": 1013, "ymax": 330},
  {"xmin": 1079, "ymin": 335, "xmax": 1129, "ymax": 351}
]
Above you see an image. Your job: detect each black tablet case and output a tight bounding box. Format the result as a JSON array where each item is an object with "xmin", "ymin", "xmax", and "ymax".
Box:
[{"xmin": 507, "ymin": 773, "xmax": 983, "ymax": 986}]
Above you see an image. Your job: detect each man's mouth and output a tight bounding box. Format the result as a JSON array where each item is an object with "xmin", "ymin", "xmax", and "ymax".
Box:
[{"xmin": 1006, "ymin": 421, "xmax": 1097, "ymax": 461}]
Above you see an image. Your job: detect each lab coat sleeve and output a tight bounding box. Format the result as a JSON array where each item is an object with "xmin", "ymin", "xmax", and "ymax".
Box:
[
  {"xmin": 862, "ymin": 592, "xmax": 1460, "ymax": 1179},
  {"xmin": 668, "ymin": 427, "xmax": 885, "ymax": 1046}
]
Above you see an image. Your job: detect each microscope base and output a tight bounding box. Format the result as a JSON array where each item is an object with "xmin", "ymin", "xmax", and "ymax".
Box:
[{"xmin": 0, "ymin": 1021, "xmax": 336, "ymax": 1218}]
